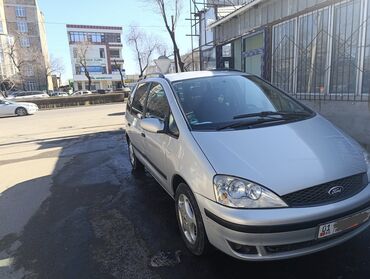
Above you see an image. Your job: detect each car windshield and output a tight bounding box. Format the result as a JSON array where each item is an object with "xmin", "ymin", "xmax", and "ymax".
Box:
[{"xmin": 172, "ymin": 75, "xmax": 314, "ymax": 131}]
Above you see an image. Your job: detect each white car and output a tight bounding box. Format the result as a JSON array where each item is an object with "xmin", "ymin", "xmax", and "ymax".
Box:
[
  {"xmin": 7, "ymin": 91, "xmax": 50, "ymax": 100},
  {"xmin": 0, "ymin": 99, "xmax": 38, "ymax": 116},
  {"xmin": 72, "ymin": 90, "xmax": 92, "ymax": 96}
]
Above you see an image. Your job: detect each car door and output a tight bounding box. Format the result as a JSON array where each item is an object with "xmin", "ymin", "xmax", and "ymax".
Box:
[
  {"xmin": 0, "ymin": 100, "xmax": 7, "ymax": 115},
  {"xmin": 126, "ymin": 82, "xmax": 151, "ymax": 158},
  {"xmin": 142, "ymin": 82, "xmax": 175, "ymax": 188},
  {"xmin": 0, "ymin": 100, "xmax": 14, "ymax": 115}
]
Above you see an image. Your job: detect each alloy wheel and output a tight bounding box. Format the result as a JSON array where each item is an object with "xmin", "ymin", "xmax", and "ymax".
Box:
[
  {"xmin": 177, "ymin": 194, "xmax": 197, "ymax": 245},
  {"xmin": 128, "ymin": 142, "xmax": 135, "ymax": 166}
]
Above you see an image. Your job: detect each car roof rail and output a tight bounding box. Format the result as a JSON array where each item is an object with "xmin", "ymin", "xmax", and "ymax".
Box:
[{"xmin": 142, "ymin": 73, "xmax": 166, "ymax": 80}]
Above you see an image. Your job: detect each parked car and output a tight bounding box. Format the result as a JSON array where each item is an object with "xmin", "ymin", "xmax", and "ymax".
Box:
[
  {"xmin": 72, "ymin": 90, "xmax": 92, "ymax": 96},
  {"xmin": 7, "ymin": 91, "xmax": 50, "ymax": 100},
  {"xmin": 50, "ymin": 91, "xmax": 69, "ymax": 97},
  {"xmin": 96, "ymin": 89, "xmax": 111, "ymax": 94},
  {"xmin": 0, "ymin": 99, "xmax": 38, "ymax": 116},
  {"xmin": 125, "ymin": 71, "xmax": 370, "ymax": 261}
]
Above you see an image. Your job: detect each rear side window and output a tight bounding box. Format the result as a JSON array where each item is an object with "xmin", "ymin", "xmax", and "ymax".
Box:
[
  {"xmin": 146, "ymin": 83, "xmax": 169, "ymax": 120},
  {"xmin": 131, "ymin": 83, "xmax": 149, "ymax": 117}
]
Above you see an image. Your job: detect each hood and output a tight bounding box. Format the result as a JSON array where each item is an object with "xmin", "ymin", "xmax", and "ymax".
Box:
[{"xmin": 192, "ymin": 115, "xmax": 367, "ymax": 196}]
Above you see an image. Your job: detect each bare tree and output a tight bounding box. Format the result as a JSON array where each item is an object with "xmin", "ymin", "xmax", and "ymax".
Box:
[
  {"xmin": 143, "ymin": 0, "xmax": 185, "ymax": 72},
  {"xmin": 113, "ymin": 59, "xmax": 126, "ymax": 88},
  {"xmin": 43, "ymin": 56, "xmax": 64, "ymax": 91},
  {"xmin": 127, "ymin": 26, "xmax": 161, "ymax": 77},
  {"xmin": 75, "ymin": 42, "xmax": 92, "ymax": 90},
  {"xmin": 5, "ymin": 36, "xmax": 38, "ymax": 90}
]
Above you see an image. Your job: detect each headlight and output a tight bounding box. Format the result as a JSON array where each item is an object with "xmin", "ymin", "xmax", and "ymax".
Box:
[{"xmin": 213, "ymin": 175, "xmax": 288, "ymax": 208}]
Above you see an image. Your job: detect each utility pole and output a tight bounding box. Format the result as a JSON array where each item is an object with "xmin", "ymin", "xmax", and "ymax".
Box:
[{"xmin": 171, "ymin": 15, "xmax": 178, "ymax": 73}]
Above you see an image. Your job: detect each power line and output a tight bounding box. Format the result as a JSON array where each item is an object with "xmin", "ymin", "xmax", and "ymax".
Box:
[{"xmin": 5, "ymin": 20, "xmax": 188, "ymax": 29}]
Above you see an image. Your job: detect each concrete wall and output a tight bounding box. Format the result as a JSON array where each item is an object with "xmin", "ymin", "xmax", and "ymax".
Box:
[
  {"xmin": 21, "ymin": 93, "xmax": 126, "ymax": 110},
  {"xmin": 302, "ymin": 100, "xmax": 370, "ymax": 151}
]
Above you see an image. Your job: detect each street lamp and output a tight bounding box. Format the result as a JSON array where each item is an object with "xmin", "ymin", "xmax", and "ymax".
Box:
[{"xmin": 154, "ymin": 55, "xmax": 171, "ymax": 74}]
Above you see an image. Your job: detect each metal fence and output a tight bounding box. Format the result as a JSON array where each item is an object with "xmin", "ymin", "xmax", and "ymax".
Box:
[{"xmin": 271, "ymin": 0, "xmax": 370, "ymax": 101}]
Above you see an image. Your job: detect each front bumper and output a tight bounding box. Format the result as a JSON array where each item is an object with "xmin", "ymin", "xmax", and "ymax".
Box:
[
  {"xmin": 26, "ymin": 106, "xmax": 38, "ymax": 114},
  {"xmin": 195, "ymin": 183, "xmax": 370, "ymax": 261}
]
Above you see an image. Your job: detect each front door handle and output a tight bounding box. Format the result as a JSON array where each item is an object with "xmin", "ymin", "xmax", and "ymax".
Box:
[{"xmin": 141, "ymin": 133, "xmax": 146, "ymax": 138}]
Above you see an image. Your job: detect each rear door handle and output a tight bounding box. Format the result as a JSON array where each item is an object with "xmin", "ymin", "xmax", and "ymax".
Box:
[{"xmin": 141, "ymin": 133, "xmax": 146, "ymax": 138}]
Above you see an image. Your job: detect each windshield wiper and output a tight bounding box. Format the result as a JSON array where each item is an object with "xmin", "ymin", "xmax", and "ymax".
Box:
[
  {"xmin": 233, "ymin": 111, "xmax": 310, "ymax": 120},
  {"xmin": 216, "ymin": 118, "xmax": 285, "ymax": 131}
]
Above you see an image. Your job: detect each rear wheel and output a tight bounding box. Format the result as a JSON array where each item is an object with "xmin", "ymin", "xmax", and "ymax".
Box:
[
  {"xmin": 128, "ymin": 140, "xmax": 144, "ymax": 171},
  {"xmin": 16, "ymin": 107, "xmax": 28, "ymax": 116},
  {"xmin": 175, "ymin": 183, "xmax": 210, "ymax": 256}
]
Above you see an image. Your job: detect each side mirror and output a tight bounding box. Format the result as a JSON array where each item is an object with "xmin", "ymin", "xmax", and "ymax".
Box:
[{"xmin": 140, "ymin": 118, "xmax": 164, "ymax": 133}]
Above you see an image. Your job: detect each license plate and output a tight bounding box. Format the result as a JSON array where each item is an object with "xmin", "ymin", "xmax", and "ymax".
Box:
[{"xmin": 317, "ymin": 209, "xmax": 370, "ymax": 239}]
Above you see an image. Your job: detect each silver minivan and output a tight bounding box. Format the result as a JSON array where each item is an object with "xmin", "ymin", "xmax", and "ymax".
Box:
[{"xmin": 125, "ymin": 71, "xmax": 370, "ymax": 261}]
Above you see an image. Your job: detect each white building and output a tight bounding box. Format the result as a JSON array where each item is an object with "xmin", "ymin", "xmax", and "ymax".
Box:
[{"xmin": 66, "ymin": 24, "xmax": 124, "ymax": 91}]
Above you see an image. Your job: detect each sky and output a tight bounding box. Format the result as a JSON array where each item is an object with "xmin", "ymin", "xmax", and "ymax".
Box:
[{"xmin": 37, "ymin": 0, "xmax": 192, "ymax": 82}]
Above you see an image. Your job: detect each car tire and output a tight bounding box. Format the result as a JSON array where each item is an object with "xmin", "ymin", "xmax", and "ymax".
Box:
[
  {"xmin": 175, "ymin": 183, "xmax": 210, "ymax": 256},
  {"xmin": 127, "ymin": 139, "xmax": 145, "ymax": 171},
  {"xmin": 16, "ymin": 107, "xmax": 28, "ymax": 116}
]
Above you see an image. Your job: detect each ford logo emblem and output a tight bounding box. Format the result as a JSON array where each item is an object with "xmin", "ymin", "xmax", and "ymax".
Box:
[{"xmin": 328, "ymin": 186, "xmax": 344, "ymax": 196}]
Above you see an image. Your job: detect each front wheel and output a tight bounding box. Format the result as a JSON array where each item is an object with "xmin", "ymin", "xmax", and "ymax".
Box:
[
  {"xmin": 16, "ymin": 107, "xmax": 28, "ymax": 116},
  {"xmin": 175, "ymin": 183, "xmax": 210, "ymax": 256},
  {"xmin": 128, "ymin": 140, "xmax": 144, "ymax": 171}
]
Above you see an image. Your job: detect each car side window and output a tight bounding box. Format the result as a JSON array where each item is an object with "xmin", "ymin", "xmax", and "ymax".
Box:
[
  {"xmin": 146, "ymin": 83, "xmax": 169, "ymax": 120},
  {"xmin": 168, "ymin": 112, "xmax": 179, "ymax": 137},
  {"xmin": 131, "ymin": 83, "xmax": 149, "ymax": 117}
]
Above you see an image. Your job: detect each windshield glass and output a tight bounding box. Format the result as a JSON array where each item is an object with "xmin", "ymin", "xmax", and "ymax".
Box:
[{"xmin": 172, "ymin": 75, "xmax": 313, "ymax": 131}]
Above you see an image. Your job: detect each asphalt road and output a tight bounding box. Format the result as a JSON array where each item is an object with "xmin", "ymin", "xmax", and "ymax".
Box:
[{"xmin": 1, "ymin": 104, "xmax": 370, "ymax": 279}]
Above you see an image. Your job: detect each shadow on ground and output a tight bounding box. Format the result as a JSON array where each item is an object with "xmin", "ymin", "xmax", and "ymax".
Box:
[
  {"xmin": 1, "ymin": 129, "xmax": 370, "ymax": 279},
  {"xmin": 108, "ymin": 112, "xmax": 125, "ymax": 116}
]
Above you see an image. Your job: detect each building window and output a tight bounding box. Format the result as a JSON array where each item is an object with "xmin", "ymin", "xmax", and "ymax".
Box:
[
  {"xmin": 330, "ymin": 0, "xmax": 362, "ymax": 94},
  {"xmin": 243, "ymin": 33, "xmax": 264, "ymax": 76},
  {"xmin": 362, "ymin": 1, "xmax": 370, "ymax": 94},
  {"xmin": 20, "ymin": 37, "xmax": 30, "ymax": 48},
  {"xmin": 272, "ymin": 0, "xmax": 366, "ymax": 95},
  {"xmin": 17, "ymin": 22, "xmax": 28, "ymax": 33},
  {"xmin": 99, "ymin": 48, "xmax": 105, "ymax": 58},
  {"xmin": 201, "ymin": 48, "xmax": 216, "ymax": 70},
  {"xmin": 69, "ymin": 32, "xmax": 107, "ymax": 43},
  {"xmin": 73, "ymin": 48, "xmax": 77, "ymax": 58},
  {"xmin": 105, "ymin": 33, "xmax": 121, "ymax": 43},
  {"xmin": 16, "ymin": 6, "xmax": 26, "ymax": 17},
  {"xmin": 109, "ymin": 49, "xmax": 120, "ymax": 58},
  {"xmin": 25, "ymin": 81, "xmax": 37, "ymax": 91},
  {"xmin": 296, "ymin": 8, "xmax": 330, "ymax": 94},
  {"xmin": 91, "ymin": 33, "xmax": 102, "ymax": 43},
  {"xmin": 112, "ymin": 64, "xmax": 121, "ymax": 72},
  {"xmin": 272, "ymin": 19, "xmax": 296, "ymax": 93},
  {"xmin": 24, "ymin": 65, "xmax": 34, "ymax": 77},
  {"xmin": 75, "ymin": 66, "xmax": 81, "ymax": 75}
]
